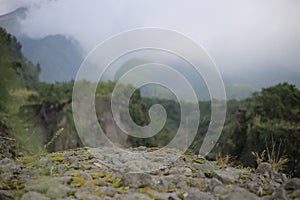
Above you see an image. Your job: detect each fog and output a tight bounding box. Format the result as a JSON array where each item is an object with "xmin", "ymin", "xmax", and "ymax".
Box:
[{"xmin": 1, "ymin": 0, "xmax": 300, "ymax": 87}]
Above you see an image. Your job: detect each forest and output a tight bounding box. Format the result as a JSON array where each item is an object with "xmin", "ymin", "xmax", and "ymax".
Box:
[{"xmin": 0, "ymin": 27, "xmax": 299, "ymax": 178}]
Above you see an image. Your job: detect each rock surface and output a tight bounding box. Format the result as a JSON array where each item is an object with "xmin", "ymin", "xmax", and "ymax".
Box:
[{"xmin": 0, "ymin": 147, "xmax": 299, "ymax": 200}]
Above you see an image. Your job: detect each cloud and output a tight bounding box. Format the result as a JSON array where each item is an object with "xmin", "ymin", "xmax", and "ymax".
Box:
[
  {"xmin": 3, "ymin": 0, "xmax": 300, "ymax": 87},
  {"xmin": 0, "ymin": 0, "xmax": 43, "ymax": 16}
]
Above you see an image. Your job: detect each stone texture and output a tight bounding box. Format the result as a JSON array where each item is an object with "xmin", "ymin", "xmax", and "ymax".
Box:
[
  {"xmin": 121, "ymin": 172, "xmax": 154, "ymax": 188},
  {"xmin": 0, "ymin": 147, "xmax": 297, "ymax": 200},
  {"xmin": 21, "ymin": 191, "xmax": 50, "ymax": 200},
  {"xmin": 256, "ymin": 162, "xmax": 273, "ymax": 178},
  {"xmin": 119, "ymin": 193, "xmax": 152, "ymax": 200},
  {"xmin": 0, "ymin": 190, "xmax": 16, "ymax": 200},
  {"xmin": 284, "ymin": 178, "xmax": 300, "ymax": 190},
  {"xmin": 221, "ymin": 187, "xmax": 260, "ymax": 200},
  {"xmin": 185, "ymin": 188, "xmax": 213, "ymax": 200}
]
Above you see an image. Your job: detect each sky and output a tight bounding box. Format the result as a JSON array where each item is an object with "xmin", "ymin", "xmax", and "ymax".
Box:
[{"xmin": 0, "ymin": 0, "xmax": 300, "ymax": 87}]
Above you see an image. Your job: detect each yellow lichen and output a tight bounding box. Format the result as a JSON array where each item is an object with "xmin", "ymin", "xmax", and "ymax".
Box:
[
  {"xmin": 90, "ymin": 172, "xmax": 106, "ymax": 178},
  {"xmin": 70, "ymin": 176, "xmax": 87, "ymax": 187},
  {"xmin": 111, "ymin": 176, "xmax": 122, "ymax": 188},
  {"xmin": 84, "ymin": 179, "xmax": 107, "ymax": 187},
  {"xmin": 117, "ymin": 186, "xmax": 130, "ymax": 193},
  {"xmin": 177, "ymin": 191, "xmax": 185, "ymax": 200},
  {"xmin": 103, "ymin": 172, "xmax": 114, "ymax": 182},
  {"xmin": 192, "ymin": 158, "xmax": 203, "ymax": 164}
]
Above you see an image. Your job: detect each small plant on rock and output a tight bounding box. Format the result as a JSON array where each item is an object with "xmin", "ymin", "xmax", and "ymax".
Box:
[{"xmin": 252, "ymin": 139, "xmax": 289, "ymax": 172}]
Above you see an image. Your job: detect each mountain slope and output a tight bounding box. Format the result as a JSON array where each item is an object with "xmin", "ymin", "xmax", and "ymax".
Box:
[{"xmin": 19, "ymin": 35, "xmax": 84, "ymax": 82}]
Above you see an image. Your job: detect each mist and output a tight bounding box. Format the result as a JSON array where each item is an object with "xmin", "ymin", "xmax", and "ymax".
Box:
[{"xmin": 1, "ymin": 0, "xmax": 300, "ymax": 87}]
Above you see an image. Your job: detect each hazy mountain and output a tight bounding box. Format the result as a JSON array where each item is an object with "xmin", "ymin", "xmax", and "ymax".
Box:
[
  {"xmin": 19, "ymin": 35, "xmax": 84, "ymax": 83},
  {"xmin": 0, "ymin": 7, "xmax": 27, "ymax": 35},
  {"xmin": 114, "ymin": 58, "xmax": 256, "ymax": 100},
  {"xmin": 0, "ymin": 7, "xmax": 84, "ymax": 83}
]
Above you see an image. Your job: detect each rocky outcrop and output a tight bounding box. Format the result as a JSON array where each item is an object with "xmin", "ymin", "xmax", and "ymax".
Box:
[
  {"xmin": 0, "ymin": 147, "xmax": 299, "ymax": 200},
  {"xmin": 95, "ymin": 97, "xmax": 129, "ymax": 147},
  {"xmin": 0, "ymin": 115, "xmax": 15, "ymax": 159}
]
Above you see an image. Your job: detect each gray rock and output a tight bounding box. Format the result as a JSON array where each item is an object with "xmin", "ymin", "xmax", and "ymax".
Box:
[
  {"xmin": 170, "ymin": 167, "xmax": 192, "ymax": 176},
  {"xmin": 246, "ymin": 182, "xmax": 261, "ymax": 194},
  {"xmin": 66, "ymin": 156, "xmax": 82, "ymax": 168},
  {"xmin": 0, "ymin": 190, "xmax": 16, "ymax": 200},
  {"xmin": 207, "ymin": 178, "xmax": 223, "ymax": 191},
  {"xmin": 25, "ymin": 176, "xmax": 71, "ymax": 194},
  {"xmin": 36, "ymin": 157, "xmax": 52, "ymax": 168},
  {"xmin": 121, "ymin": 172, "xmax": 154, "ymax": 188},
  {"xmin": 164, "ymin": 175, "xmax": 187, "ymax": 189},
  {"xmin": 33, "ymin": 157, "xmax": 53, "ymax": 175},
  {"xmin": 104, "ymin": 186, "xmax": 116, "ymax": 197},
  {"xmin": 271, "ymin": 188, "xmax": 288, "ymax": 200},
  {"xmin": 274, "ymin": 172, "xmax": 288, "ymax": 184},
  {"xmin": 57, "ymin": 164, "xmax": 67, "ymax": 174},
  {"xmin": 264, "ymin": 183, "xmax": 280, "ymax": 195},
  {"xmin": 119, "ymin": 193, "xmax": 152, "ymax": 200},
  {"xmin": 0, "ymin": 158, "xmax": 21, "ymax": 173},
  {"xmin": 63, "ymin": 168, "xmax": 77, "ymax": 176},
  {"xmin": 193, "ymin": 163, "xmax": 215, "ymax": 171},
  {"xmin": 1, "ymin": 147, "xmax": 294, "ymax": 200},
  {"xmin": 184, "ymin": 168, "xmax": 193, "ymax": 177},
  {"xmin": 221, "ymin": 188, "xmax": 259, "ymax": 200},
  {"xmin": 158, "ymin": 178, "xmax": 169, "ymax": 189},
  {"xmin": 80, "ymin": 171, "xmax": 93, "ymax": 181},
  {"xmin": 142, "ymin": 189, "xmax": 181, "ymax": 200},
  {"xmin": 284, "ymin": 178, "xmax": 300, "ymax": 190},
  {"xmin": 21, "ymin": 191, "xmax": 50, "ymax": 200},
  {"xmin": 45, "ymin": 185, "xmax": 70, "ymax": 199},
  {"xmin": 213, "ymin": 168, "xmax": 241, "ymax": 184},
  {"xmin": 75, "ymin": 192, "xmax": 102, "ymax": 200},
  {"xmin": 290, "ymin": 189, "xmax": 300, "ymax": 199},
  {"xmin": 256, "ymin": 162, "xmax": 273, "ymax": 178},
  {"xmin": 184, "ymin": 188, "xmax": 213, "ymax": 200},
  {"xmin": 62, "ymin": 151, "xmax": 73, "ymax": 157},
  {"xmin": 0, "ymin": 171, "xmax": 13, "ymax": 181},
  {"xmin": 66, "ymin": 156, "xmax": 79, "ymax": 164},
  {"xmin": 213, "ymin": 185, "xmax": 229, "ymax": 195},
  {"xmin": 187, "ymin": 177, "xmax": 209, "ymax": 189}
]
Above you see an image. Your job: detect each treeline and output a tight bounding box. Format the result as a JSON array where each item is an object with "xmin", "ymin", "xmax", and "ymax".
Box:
[
  {"xmin": 0, "ymin": 27, "xmax": 40, "ymax": 111},
  {"xmin": 219, "ymin": 83, "xmax": 300, "ymax": 177},
  {"xmin": 136, "ymin": 83, "xmax": 300, "ymax": 177}
]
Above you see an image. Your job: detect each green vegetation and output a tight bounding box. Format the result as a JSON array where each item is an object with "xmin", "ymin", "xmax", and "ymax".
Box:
[
  {"xmin": 0, "ymin": 27, "xmax": 40, "ymax": 157},
  {"xmin": 216, "ymin": 83, "xmax": 300, "ymax": 176},
  {"xmin": 126, "ymin": 83, "xmax": 300, "ymax": 176},
  {"xmin": 0, "ymin": 27, "xmax": 39, "ymax": 111}
]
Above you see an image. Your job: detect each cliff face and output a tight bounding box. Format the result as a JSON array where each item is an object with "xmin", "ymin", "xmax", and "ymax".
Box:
[
  {"xmin": 0, "ymin": 114, "xmax": 15, "ymax": 159},
  {"xmin": 0, "ymin": 147, "xmax": 299, "ymax": 200},
  {"xmin": 95, "ymin": 97, "xmax": 129, "ymax": 147},
  {"xmin": 18, "ymin": 96, "xmax": 130, "ymax": 153}
]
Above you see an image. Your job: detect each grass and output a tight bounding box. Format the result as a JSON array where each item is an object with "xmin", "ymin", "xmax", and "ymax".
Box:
[
  {"xmin": 5, "ymin": 88, "xmax": 44, "ymax": 155},
  {"xmin": 252, "ymin": 139, "xmax": 289, "ymax": 172},
  {"xmin": 43, "ymin": 128, "xmax": 64, "ymax": 151},
  {"xmin": 216, "ymin": 153, "xmax": 233, "ymax": 167}
]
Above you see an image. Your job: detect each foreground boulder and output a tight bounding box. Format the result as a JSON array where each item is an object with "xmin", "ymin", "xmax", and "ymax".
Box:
[{"xmin": 0, "ymin": 147, "xmax": 299, "ymax": 199}]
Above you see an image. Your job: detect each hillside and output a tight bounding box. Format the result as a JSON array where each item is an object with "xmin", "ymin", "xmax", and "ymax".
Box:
[
  {"xmin": 0, "ymin": 27, "xmax": 40, "ymax": 158},
  {"xmin": 114, "ymin": 58, "xmax": 255, "ymax": 100},
  {"xmin": 1, "ymin": 147, "xmax": 299, "ymax": 200},
  {"xmin": 0, "ymin": 7, "xmax": 83, "ymax": 83},
  {"xmin": 19, "ymin": 35, "xmax": 83, "ymax": 83}
]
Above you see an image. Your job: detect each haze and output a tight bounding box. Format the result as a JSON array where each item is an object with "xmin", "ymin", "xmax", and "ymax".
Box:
[{"xmin": 1, "ymin": 0, "xmax": 300, "ymax": 88}]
